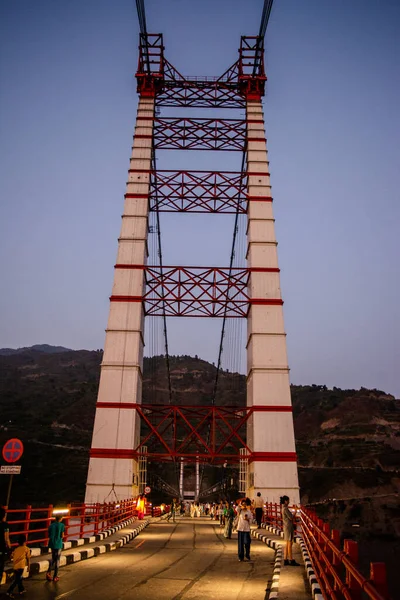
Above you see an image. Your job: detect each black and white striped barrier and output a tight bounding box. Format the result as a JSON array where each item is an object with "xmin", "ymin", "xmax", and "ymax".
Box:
[
  {"xmin": 0, "ymin": 518, "xmax": 150, "ymax": 584},
  {"xmin": 296, "ymin": 535, "xmax": 323, "ymax": 600},
  {"xmin": 30, "ymin": 519, "xmax": 149, "ymax": 575}
]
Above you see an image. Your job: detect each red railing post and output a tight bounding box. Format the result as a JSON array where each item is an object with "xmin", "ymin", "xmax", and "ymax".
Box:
[
  {"xmin": 25, "ymin": 505, "xmax": 32, "ymax": 544},
  {"xmin": 64, "ymin": 504, "xmax": 71, "ymax": 541},
  {"xmin": 46, "ymin": 505, "xmax": 53, "ymax": 547},
  {"xmin": 79, "ymin": 504, "xmax": 86, "ymax": 538},
  {"xmin": 94, "ymin": 503, "xmax": 100, "ymax": 535},
  {"xmin": 370, "ymin": 563, "xmax": 389, "ymax": 599},
  {"xmin": 344, "ymin": 539, "xmax": 362, "ymax": 599},
  {"xmin": 330, "ymin": 529, "xmax": 342, "ymax": 591}
]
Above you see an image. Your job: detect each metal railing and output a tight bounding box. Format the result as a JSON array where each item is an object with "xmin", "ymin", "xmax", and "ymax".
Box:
[
  {"xmin": 262, "ymin": 503, "xmax": 390, "ymax": 600},
  {"xmin": 2, "ymin": 499, "xmax": 390, "ymax": 598},
  {"xmin": 3, "ymin": 499, "xmax": 163, "ymax": 548}
]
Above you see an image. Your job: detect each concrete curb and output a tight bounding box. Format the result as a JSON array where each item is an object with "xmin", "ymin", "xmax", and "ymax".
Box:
[
  {"xmin": 268, "ymin": 542, "xmax": 283, "ymax": 599},
  {"xmin": 2, "ymin": 518, "xmax": 150, "ymax": 584},
  {"xmin": 250, "ymin": 528, "xmax": 282, "ymax": 600},
  {"xmin": 251, "ymin": 528, "xmax": 281, "ymax": 552},
  {"xmin": 296, "ymin": 535, "xmax": 323, "ymax": 600},
  {"xmin": 30, "ymin": 515, "xmax": 139, "ymax": 557},
  {"xmin": 30, "ymin": 519, "xmax": 150, "ymax": 575}
]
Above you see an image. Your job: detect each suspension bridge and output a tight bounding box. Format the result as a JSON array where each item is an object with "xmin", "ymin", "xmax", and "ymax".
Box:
[{"xmin": 1, "ymin": 1, "xmax": 392, "ymax": 598}]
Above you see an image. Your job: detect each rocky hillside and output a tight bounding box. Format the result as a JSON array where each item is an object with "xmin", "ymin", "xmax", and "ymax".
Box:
[
  {"xmin": 1, "ymin": 348, "xmax": 399, "ymax": 580},
  {"xmin": 1, "ymin": 349, "xmax": 399, "ymax": 501}
]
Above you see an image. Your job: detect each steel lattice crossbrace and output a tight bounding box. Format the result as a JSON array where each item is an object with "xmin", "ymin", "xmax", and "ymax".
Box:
[
  {"xmin": 111, "ymin": 265, "xmax": 282, "ymax": 317},
  {"xmin": 126, "ymin": 169, "xmax": 272, "ymax": 213},
  {"xmin": 136, "ymin": 117, "xmax": 249, "ymax": 151},
  {"xmin": 91, "ymin": 404, "xmax": 296, "ymax": 464}
]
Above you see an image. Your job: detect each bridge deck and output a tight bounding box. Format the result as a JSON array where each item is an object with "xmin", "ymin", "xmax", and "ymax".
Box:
[{"xmin": 8, "ymin": 517, "xmax": 312, "ymax": 600}]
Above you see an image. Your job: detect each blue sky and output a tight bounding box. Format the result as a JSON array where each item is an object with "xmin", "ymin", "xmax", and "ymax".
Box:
[{"xmin": 0, "ymin": 0, "xmax": 399, "ymax": 396}]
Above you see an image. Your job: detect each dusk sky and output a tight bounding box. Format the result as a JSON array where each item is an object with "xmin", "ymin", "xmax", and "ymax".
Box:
[{"xmin": 1, "ymin": 0, "xmax": 399, "ymax": 396}]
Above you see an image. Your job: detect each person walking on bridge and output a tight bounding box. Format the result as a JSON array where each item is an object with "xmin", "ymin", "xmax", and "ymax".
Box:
[
  {"xmin": 6, "ymin": 534, "xmax": 30, "ymax": 597},
  {"xmin": 46, "ymin": 515, "xmax": 65, "ymax": 582},
  {"xmin": 237, "ymin": 500, "xmax": 252, "ymax": 561},
  {"xmin": 254, "ymin": 492, "xmax": 264, "ymax": 528},
  {"xmin": 167, "ymin": 498, "xmax": 177, "ymax": 523}
]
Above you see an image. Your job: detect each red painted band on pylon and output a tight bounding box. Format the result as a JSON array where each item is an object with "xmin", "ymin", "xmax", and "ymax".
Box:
[
  {"xmin": 134, "ymin": 135, "xmax": 153, "ymax": 139},
  {"xmin": 246, "ymin": 196, "xmax": 273, "ymax": 201},
  {"xmin": 94, "ymin": 402, "xmax": 292, "ymax": 412},
  {"xmin": 249, "ymin": 452, "xmax": 297, "ymax": 462},
  {"xmin": 89, "ymin": 448, "xmax": 297, "ymax": 461},
  {"xmin": 246, "ymin": 120, "xmax": 264, "ymax": 123},
  {"xmin": 96, "ymin": 402, "xmax": 139, "ymax": 409},
  {"xmin": 110, "ymin": 295, "xmax": 142, "ymax": 303},
  {"xmin": 248, "ymin": 267, "xmax": 280, "ymax": 273},
  {"xmin": 114, "ymin": 264, "xmax": 145, "ymax": 269},
  {"xmin": 124, "ymin": 193, "xmax": 150, "ymax": 198},
  {"xmin": 247, "ymin": 138, "xmax": 267, "ymax": 142},
  {"xmin": 249, "ymin": 299, "xmax": 283, "ymax": 305},
  {"xmin": 90, "ymin": 449, "xmax": 135, "ymax": 459}
]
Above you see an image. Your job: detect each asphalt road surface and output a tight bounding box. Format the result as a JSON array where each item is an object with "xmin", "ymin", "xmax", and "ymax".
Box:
[{"xmin": 10, "ymin": 517, "xmax": 275, "ymax": 600}]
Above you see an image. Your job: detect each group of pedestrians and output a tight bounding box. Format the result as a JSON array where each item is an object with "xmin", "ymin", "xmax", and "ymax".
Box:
[
  {"xmin": 0, "ymin": 507, "xmax": 65, "ymax": 597},
  {"xmin": 164, "ymin": 493, "xmax": 299, "ymax": 567}
]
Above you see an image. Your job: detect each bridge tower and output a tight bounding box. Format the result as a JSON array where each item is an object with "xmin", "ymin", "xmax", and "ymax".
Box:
[{"xmin": 85, "ymin": 33, "xmax": 299, "ymax": 505}]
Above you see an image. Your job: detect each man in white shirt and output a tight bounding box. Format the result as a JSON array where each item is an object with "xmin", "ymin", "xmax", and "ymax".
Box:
[
  {"xmin": 237, "ymin": 500, "xmax": 252, "ymax": 561},
  {"xmin": 254, "ymin": 492, "xmax": 264, "ymax": 528}
]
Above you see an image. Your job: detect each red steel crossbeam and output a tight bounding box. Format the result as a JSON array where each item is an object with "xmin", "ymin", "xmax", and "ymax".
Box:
[
  {"xmin": 126, "ymin": 170, "xmax": 273, "ymax": 213},
  {"xmin": 136, "ymin": 117, "xmax": 249, "ymax": 151},
  {"xmin": 147, "ymin": 170, "xmax": 248, "ymax": 213},
  {"xmin": 91, "ymin": 404, "xmax": 296, "ymax": 464},
  {"xmin": 156, "ymin": 81, "xmax": 245, "ymax": 109},
  {"xmin": 111, "ymin": 265, "xmax": 282, "ymax": 317}
]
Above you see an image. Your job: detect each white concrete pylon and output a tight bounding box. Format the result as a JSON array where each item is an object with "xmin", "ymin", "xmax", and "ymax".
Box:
[
  {"xmin": 85, "ymin": 97, "xmax": 155, "ymax": 504},
  {"xmin": 246, "ymin": 99, "xmax": 300, "ymax": 505}
]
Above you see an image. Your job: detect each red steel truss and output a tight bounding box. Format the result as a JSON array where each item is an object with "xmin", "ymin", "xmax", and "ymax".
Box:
[
  {"xmin": 128, "ymin": 170, "xmax": 248, "ymax": 213},
  {"xmin": 156, "ymin": 80, "xmax": 245, "ymax": 109},
  {"xmin": 126, "ymin": 170, "xmax": 273, "ymax": 213},
  {"xmin": 137, "ymin": 117, "xmax": 249, "ymax": 151},
  {"xmin": 111, "ymin": 265, "xmax": 282, "ymax": 317},
  {"xmin": 91, "ymin": 404, "xmax": 297, "ymax": 464},
  {"xmin": 149, "ymin": 170, "xmax": 247, "ymax": 213},
  {"xmin": 123, "ymin": 32, "xmax": 275, "ymax": 469},
  {"xmin": 135, "ymin": 34, "xmax": 266, "ymax": 105}
]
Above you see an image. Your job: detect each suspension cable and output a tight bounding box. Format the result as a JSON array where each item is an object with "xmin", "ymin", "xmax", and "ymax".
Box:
[
  {"xmin": 151, "ymin": 147, "xmax": 180, "ymax": 493},
  {"xmin": 199, "ymin": 149, "xmax": 247, "ymax": 494},
  {"xmin": 151, "ymin": 149, "xmax": 173, "ymax": 407},
  {"xmin": 253, "ymin": 0, "xmax": 274, "ymax": 76},
  {"xmin": 259, "ymin": 0, "xmax": 274, "ymax": 39},
  {"xmin": 211, "ymin": 150, "xmax": 246, "ymax": 406},
  {"xmin": 135, "ymin": 0, "xmax": 148, "ymax": 34}
]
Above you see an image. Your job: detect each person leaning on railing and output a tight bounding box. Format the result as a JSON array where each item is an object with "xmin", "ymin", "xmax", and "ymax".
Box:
[{"xmin": 281, "ymin": 496, "xmax": 300, "ymax": 567}]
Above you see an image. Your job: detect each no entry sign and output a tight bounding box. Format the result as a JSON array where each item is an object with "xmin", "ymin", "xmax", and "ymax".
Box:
[{"xmin": 2, "ymin": 438, "xmax": 24, "ymax": 463}]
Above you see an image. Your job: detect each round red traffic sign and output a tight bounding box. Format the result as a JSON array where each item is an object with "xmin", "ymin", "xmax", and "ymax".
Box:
[
  {"xmin": 144, "ymin": 486, "xmax": 151, "ymax": 494},
  {"xmin": 2, "ymin": 439, "xmax": 24, "ymax": 463}
]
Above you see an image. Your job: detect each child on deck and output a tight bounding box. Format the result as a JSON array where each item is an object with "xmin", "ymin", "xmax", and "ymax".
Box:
[{"xmin": 7, "ymin": 534, "xmax": 30, "ymax": 597}]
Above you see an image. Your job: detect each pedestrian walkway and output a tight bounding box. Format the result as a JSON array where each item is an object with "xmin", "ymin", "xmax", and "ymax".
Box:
[{"xmin": 0, "ymin": 516, "xmax": 313, "ymax": 599}]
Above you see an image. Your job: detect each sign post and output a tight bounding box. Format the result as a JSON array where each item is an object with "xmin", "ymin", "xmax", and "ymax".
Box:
[{"xmin": 2, "ymin": 438, "xmax": 24, "ymax": 507}]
